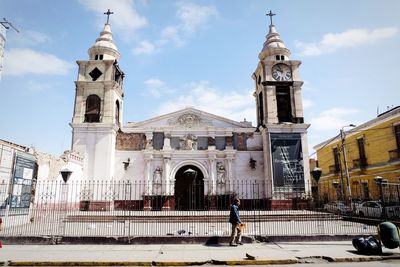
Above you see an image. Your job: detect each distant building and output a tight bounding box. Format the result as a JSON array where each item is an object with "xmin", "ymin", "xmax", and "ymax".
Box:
[
  {"xmin": 0, "ymin": 139, "xmax": 36, "ymax": 209},
  {"xmin": 314, "ymin": 107, "xmax": 400, "ymax": 202},
  {"xmin": 35, "ymin": 150, "xmax": 83, "ymax": 182},
  {"xmin": 0, "ymin": 138, "xmax": 83, "ymax": 212}
]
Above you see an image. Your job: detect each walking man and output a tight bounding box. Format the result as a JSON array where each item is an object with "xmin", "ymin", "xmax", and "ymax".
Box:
[{"xmin": 229, "ymin": 198, "xmax": 242, "ymax": 246}]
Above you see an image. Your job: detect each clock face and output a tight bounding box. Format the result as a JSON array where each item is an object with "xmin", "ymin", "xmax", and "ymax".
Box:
[{"xmin": 272, "ymin": 63, "xmax": 292, "ymax": 81}]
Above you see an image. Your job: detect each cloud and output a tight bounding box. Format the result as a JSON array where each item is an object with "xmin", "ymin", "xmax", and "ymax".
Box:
[
  {"xmin": 143, "ymin": 78, "xmax": 175, "ymax": 97},
  {"xmin": 156, "ymin": 81, "xmax": 255, "ymax": 124},
  {"xmin": 302, "ymin": 98, "xmax": 313, "ymax": 109},
  {"xmin": 8, "ymin": 30, "xmax": 52, "ymax": 46},
  {"xmin": 26, "ymin": 80, "xmax": 54, "ymax": 92},
  {"xmin": 176, "ymin": 1, "xmax": 218, "ymax": 33},
  {"xmin": 296, "ymin": 27, "xmax": 399, "ymax": 56},
  {"xmin": 3, "ymin": 48, "xmax": 74, "ymax": 76},
  {"xmin": 133, "ymin": 41, "xmax": 158, "ymax": 55},
  {"xmin": 78, "ymin": 0, "xmax": 147, "ymax": 39},
  {"xmin": 133, "ymin": 2, "xmax": 217, "ymax": 55},
  {"xmin": 160, "ymin": 26, "xmax": 185, "ymax": 47},
  {"xmin": 309, "ymin": 107, "xmax": 359, "ymax": 131}
]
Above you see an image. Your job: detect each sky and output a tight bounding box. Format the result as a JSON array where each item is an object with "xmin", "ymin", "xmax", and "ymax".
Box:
[{"xmin": 0, "ymin": 0, "xmax": 399, "ymax": 158}]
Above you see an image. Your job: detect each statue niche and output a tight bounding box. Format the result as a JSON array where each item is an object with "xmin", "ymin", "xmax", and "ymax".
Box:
[
  {"xmin": 153, "ymin": 167, "xmax": 162, "ymax": 185},
  {"xmin": 179, "ymin": 134, "xmax": 197, "ymax": 150},
  {"xmin": 216, "ymin": 162, "xmax": 226, "ymax": 184}
]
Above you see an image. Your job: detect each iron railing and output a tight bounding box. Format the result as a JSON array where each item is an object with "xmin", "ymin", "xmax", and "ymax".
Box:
[{"xmin": 0, "ymin": 180, "xmax": 399, "ymax": 238}]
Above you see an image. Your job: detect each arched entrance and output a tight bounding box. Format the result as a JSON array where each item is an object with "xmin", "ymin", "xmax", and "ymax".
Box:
[{"xmin": 174, "ymin": 165, "xmax": 204, "ymax": 210}]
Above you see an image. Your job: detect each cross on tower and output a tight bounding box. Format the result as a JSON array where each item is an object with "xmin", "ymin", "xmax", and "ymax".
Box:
[
  {"xmin": 266, "ymin": 10, "xmax": 276, "ymax": 26},
  {"xmin": 104, "ymin": 9, "xmax": 114, "ymax": 24}
]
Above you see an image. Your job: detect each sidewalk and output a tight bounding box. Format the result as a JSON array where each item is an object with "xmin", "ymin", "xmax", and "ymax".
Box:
[{"xmin": 1, "ymin": 241, "xmax": 400, "ymax": 266}]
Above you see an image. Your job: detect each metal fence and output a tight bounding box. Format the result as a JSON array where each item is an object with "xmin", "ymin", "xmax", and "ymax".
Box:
[
  {"xmin": 316, "ymin": 179, "xmax": 400, "ymax": 205},
  {"xmin": 1, "ymin": 179, "xmax": 399, "ymax": 238}
]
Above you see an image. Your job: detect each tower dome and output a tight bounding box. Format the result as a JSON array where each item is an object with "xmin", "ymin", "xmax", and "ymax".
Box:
[
  {"xmin": 88, "ymin": 23, "xmax": 120, "ymax": 61},
  {"xmin": 263, "ymin": 24, "xmax": 287, "ymax": 49},
  {"xmin": 258, "ymin": 12, "xmax": 291, "ymax": 61}
]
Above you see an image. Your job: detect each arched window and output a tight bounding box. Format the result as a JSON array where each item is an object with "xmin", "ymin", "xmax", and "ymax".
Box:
[
  {"xmin": 115, "ymin": 100, "xmax": 120, "ymax": 125},
  {"xmin": 84, "ymin": 94, "xmax": 101, "ymax": 123}
]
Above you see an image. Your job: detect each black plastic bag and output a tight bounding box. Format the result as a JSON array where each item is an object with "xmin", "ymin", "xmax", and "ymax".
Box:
[{"xmin": 352, "ymin": 236, "xmax": 382, "ymax": 255}]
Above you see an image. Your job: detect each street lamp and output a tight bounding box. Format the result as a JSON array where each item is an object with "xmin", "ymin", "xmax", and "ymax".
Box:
[
  {"xmin": 374, "ymin": 176, "xmax": 386, "ymax": 220},
  {"xmin": 59, "ymin": 168, "xmax": 73, "ymax": 235},
  {"xmin": 59, "ymin": 168, "xmax": 72, "ymax": 205},
  {"xmin": 311, "ymin": 167, "xmax": 322, "ymax": 204},
  {"xmin": 332, "ymin": 181, "xmax": 339, "ymax": 201},
  {"xmin": 60, "ymin": 168, "xmax": 72, "ymax": 183},
  {"xmin": 340, "ymin": 124, "xmax": 356, "ymax": 206},
  {"xmin": 311, "ymin": 167, "xmax": 322, "ymax": 182}
]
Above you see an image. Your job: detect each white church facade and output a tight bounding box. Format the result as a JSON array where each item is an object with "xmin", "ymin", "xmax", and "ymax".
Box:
[{"xmin": 69, "ymin": 13, "xmax": 310, "ymax": 211}]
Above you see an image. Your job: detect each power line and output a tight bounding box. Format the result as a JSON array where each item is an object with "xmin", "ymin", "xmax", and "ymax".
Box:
[
  {"xmin": 312, "ymin": 124, "xmax": 398, "ymax": 154},
  {"xmin": 309, "ymin": 133, "xmax": 340, "ymax": 158}
]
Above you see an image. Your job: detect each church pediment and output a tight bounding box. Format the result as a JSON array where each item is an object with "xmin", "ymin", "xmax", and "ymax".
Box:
[
  {"xmin": 124, "ymin": 107, "xmax": 253, "ymax": 130},
  {"xmin": 167, "ymin": 111, "xmax": 212, "ymax": 128}
]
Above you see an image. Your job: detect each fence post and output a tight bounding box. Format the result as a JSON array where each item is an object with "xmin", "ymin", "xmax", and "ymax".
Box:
[{"xmin": 374, "ymin": 176, "xmax": 386, "ymax": 220}]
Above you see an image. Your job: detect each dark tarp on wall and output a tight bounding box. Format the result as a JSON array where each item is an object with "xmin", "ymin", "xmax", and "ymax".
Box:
[{"xmin": 270, "ymin": 133, "xmax": 304, "ymax": 190}]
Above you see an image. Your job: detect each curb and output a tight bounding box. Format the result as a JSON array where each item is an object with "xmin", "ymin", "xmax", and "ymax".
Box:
[
  {"xmin": 331, "ymin": 255, "xmax": 400, "ymax": 262},
  {"xmin": 7, "ymin": 256, "xmax": 400, "ymax": 266},
  {"xmin": 6, "ymin": 260, "xmax": 297, "ymax": 266},
  {"xmin": 211, "ymin": 259, "xmax": 298, "ymax": 265},
  {"xmin": 7, "ymin": 262, "xmax": 153, "ymax": 266}
]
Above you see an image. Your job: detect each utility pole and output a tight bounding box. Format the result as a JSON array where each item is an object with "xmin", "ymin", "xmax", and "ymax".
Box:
[{"xmin": 340, "ymin": 124, "xmax": 356, "ymax": 208}]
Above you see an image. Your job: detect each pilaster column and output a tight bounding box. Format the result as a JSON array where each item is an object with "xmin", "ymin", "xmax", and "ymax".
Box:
[
  {"xmin": 227, "ymin": 158, "xmax": 233, "ymax": 182},
  {"xmin": 208, "ymin": 154, "xmax": 217, "ymax": 195},
  {"xmin": 145, "ymin": 157, "xmax": 153, "ymax": 192},
  {"xmin": 77, "ymin": 61, "xmax": 87, "ymax": 81},
  {"xmin": 261, "ymin": 128, "xmax": 273, "ymax": 199},
  {"xmin": 72, "ymin": 85, "xmax": 84, "ymax": 124},
  {"xmin": 163, "ymin": 157, "xmax": 171, "ymax": 194},
  {"xmin": 143, "ymin": 155, "xmax": 153, "ymax": 211},
  {"xmin": 145, "ymin": 132, "xmax": 153, "ymax": 149},
  {"xmin": 103, "ymin": 84, "xmax": 113, "ymax": 123},
  {"xmin": 293, "ymin": 82, "xmax": 304, "ymax": 119},
  {"xmin": 163, "ymin": 132, "xmax": 171, "ymax": 150},
  {"xmin": 301, "ymin": 133, "xmax": 311, "ymax": 195},
  {"xmin": 161, "ymin": 155, "xmax": 173, "ymax": 210},
  {"xmin": 104, "ymin": 61, "xmax": 114, "ymax": 81},
  {"xmin": 254, "ymin": 91, "xmax": 260, "ymax": 126},
  {"xmin": 266, "ymin": 85, "xmax": 279, "ymax": 124},
  {"xmin": 225, "ymin": 150, "xmax": 236, "ymax": 192}
]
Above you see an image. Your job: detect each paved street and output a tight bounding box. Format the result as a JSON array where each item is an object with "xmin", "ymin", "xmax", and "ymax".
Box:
[{"xmin": 1, "ymin": 210, "xmax": 377, "ymax": 237}]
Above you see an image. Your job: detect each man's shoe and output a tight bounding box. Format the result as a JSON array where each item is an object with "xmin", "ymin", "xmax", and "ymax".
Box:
[
  {"xmin": 236, "ymin": 242, "xmax": 244, "ymax": 245},
  {"xmin": 229, "ymin": 243, "xmax": 238, "ymax": 247}
]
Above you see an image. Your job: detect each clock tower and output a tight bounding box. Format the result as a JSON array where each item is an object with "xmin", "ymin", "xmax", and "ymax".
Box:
[
  {"xmin": 252, "ymin": 11, "xmax": 311, "ymax": 206},
  {"xmin": 70, "ymin": 12, "xmax": 124, "ymax": 181}
]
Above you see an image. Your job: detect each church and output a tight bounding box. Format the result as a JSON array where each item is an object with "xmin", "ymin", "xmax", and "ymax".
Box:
[{"xmin": 69, "ymin": 12, "xmax": 310, "ymax": 211}]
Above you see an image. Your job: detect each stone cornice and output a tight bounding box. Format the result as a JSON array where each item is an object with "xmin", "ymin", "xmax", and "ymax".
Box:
[
  {"xmin": 70, "ymin": 122, "xmax": 119, "ymax": 132},
  {"xmin": 265, "ymin": 123, "xmax": 310, "ymax": 133}
]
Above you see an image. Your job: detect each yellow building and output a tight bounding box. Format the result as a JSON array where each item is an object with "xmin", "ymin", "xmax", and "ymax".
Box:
[{"xmin": 314, "ymin": 106, "xmax": 400, "ymax": 203}]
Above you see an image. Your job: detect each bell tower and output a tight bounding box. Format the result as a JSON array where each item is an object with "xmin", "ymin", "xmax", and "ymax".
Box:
[
  {"xmin": 253, "ymin": 10, "xmax": 305, "ymax": 125},
  {"xmin": 70, "ymin": 10, "xmax": 124, "ymax": 181},
  {"xmin": 252, "ymin": 11, "xmax": 310, "ymax": 205}
]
